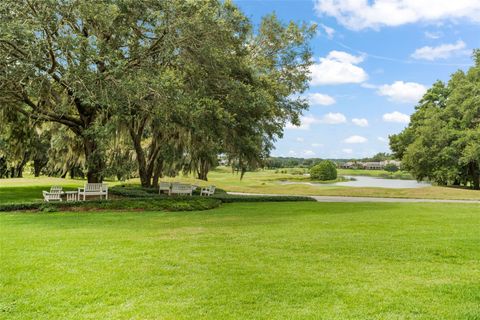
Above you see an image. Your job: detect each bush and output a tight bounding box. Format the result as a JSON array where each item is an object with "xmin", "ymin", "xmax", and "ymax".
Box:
[
  {"xmin": 384, "ymin": 163, "xmax": 399, "ymax": 173},
  {"xmin": 213, "ymin": 194, "xmax": 315, "ymax": 203},
  {"xmin": 310, "ymin": 160, "xmax": 337, "ymax": 181},
  {"xmin": 110, "ymin": 185, "xmax": 227, "ymax": 198},
  {"xmin": 0, "ymin": 186, "xmax": 314, "ymax": 213},
  {"xmin": 0, "ymin": 198, "xmax": 222, "ymax": 213},
  {"xmin": 110, "ymin": 185, "xmax": 158, "ymax": 198},
  {"xmin": 0, "ymin": 202, "xmax": 42, "ymax": 212}
]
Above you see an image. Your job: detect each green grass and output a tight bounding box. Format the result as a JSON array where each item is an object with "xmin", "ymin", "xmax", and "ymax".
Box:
[
  {"xmin": 337, "ymin": 168, "xmax": 413, "ymax": 179},
  {"xmin": 0, "ymin": 178, "xmax": 85, "ymax": 204},
  {"xmin": 1, "ymin": 202, "xmax": 479, "ymax": 319},
  {"xmin": 2, "ymin": 168, "xmax": 480, "ymax": 201}
]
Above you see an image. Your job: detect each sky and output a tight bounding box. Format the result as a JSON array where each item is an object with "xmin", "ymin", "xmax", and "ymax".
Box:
[{"xmin": 233, "ymin": 0, "xmax": 480, "ymax": 159}]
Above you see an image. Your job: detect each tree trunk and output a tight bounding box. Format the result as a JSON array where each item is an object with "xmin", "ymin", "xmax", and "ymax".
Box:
[
  {"xmin": 128, "ymin": 120, "xmax": 160, "ymax": 188},
  {"xmin": 33, "ymin": 158, "xmax": 47, "ymax": 177},
  {"xmin": 196, "ymin": 159, "xmax": 209, "ymax": 181},
  {"xmin": 470, "ymin": 162, "xmax": 480, "ymax": 190},
  {"xmin": 84, "ymin": 136, "xmax": 104, "ymax": 183},
  {"xmin": 129, "ymin": 129, "xmax": 150, "ymax": 187},
  {"xmin": 14, "ymin": 152, "xmax": 30, "ymax": 178},
  {"xmin": 152, "ymin": 159, "xmax": 164, "ymax": 188},
  {"xmin": 473, "ymin": 171, "xmax": 480, "ymax": 191}
]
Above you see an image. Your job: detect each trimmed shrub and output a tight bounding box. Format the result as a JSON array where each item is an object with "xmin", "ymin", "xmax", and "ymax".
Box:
[
  {"xmin": 310, "ymin": 160, "xmax": 337, "ymax": 181},
  {"xmin": 0, "ymin": 202, "xmax": 42, "ymax": 212},
  {"xmin": 0, "ymin": 198, "xmax": 222, "ymax": 213},
  {"xmin": 0, "ymin": 185, "xmax": 314, "ymax": 213},
  {"xmin": 213, "ymin": 195, "xmax": 315, "ymax": 203},
  {"xmin": 384, "ymin": 163, "xmax": 399, "ymax": 173},
  {"xmin": 110, "ymin": 185, "xmax": 227, "ymax": 198},
  {"xmin": 109, "ymin": 185, "xmax": 158, "ymax": 198}
]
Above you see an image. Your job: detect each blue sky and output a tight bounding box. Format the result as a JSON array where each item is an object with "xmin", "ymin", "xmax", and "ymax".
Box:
[{"xmin": 233, "ymin": 0, "xmax": 480, "ymax": 159}]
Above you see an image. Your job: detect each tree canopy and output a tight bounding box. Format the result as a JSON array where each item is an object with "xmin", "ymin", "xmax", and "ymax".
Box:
[
  {"xmin": 0, "ymin": 0, "xmax": 315, "ymax": 185},
  {"xmin": 390, "ymin": 51, "xmax": 480, "ymax": 189},
  {"xmin": 310, "ymin": 160, "xmax": 337, "ymax": 181}
]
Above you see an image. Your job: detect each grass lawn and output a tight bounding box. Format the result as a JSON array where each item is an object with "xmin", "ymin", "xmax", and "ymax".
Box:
[
  {"xmin": 337, "ymin": 168, "xmax": 413, "ymax": 179},
  {"xmin": 1, "ymin": 168, "xmax": 480, "ymax": 202},
  {"xmin": 0, "ymin": 178, "xmax": 118, "ymax": 204},
  {"xmin": 195, "ymin": 168, "xmax": 480, "ymax": 200},
  {"xmin": 1, "ymin": 202, "xmax": 479, "ymax": 319}
]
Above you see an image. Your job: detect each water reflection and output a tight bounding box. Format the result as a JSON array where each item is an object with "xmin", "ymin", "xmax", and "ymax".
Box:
[{"xmin": 281, "ymin": 176, "xmax": 431, "ymax": 189}]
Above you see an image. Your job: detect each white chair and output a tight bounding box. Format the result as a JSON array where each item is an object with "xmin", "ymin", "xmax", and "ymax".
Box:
[
  {"xmin": 42, "ymin": 186, "xmax": 64, "ymax": 202},
  {"xmin": 50, "ymin": 186, "xmax": 63, "ymax": 193},
  {"xmin": 42, "ymin": 191, "xmax": 62, "ymax": 202},
  {"xmin": 159, "ymin": 182, "xmax": 171, "ymax": 194},
  {"xmin": 200, "ymin": 186, "xmax": 216, "ymax": 196}
]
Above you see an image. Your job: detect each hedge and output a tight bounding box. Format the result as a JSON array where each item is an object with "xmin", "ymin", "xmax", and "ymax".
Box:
[
  {"xmin": 213, "ymin": 194, "xmax": 315, "ymax": 203},
  {"xmin": 0, "ymin": 198, "xmax": 222, "ymax": 213},
  {"xmin": 0, "ymin": 185, "xmax": 315, "ymax": 213}
]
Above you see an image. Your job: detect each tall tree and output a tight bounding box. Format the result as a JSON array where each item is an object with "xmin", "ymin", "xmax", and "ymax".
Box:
[
  {"xmin": 390, "ymin": 52, "xmax": 480, "ymax": 189},
  {"xmin": 1, "ymin": 1, "xmax": 313, "ymax": 184},
  {"xmin": 0, "ymin": 0, "xmax": 199, "ymax": 182}
]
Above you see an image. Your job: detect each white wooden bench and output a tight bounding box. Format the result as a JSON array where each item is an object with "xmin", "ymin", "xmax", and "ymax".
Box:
[
  {"xmin": 159, "ymin": 182, "xmax": 171, "ymax": 194},
  {"xmin": 42, "ymin": 186, "xmax": 64, "ymax": 202},
  {"xmin": 200, "ymin": 185, "xmax": 216, "ymax": 196},
  {"xmin": 78, "ymin": 183, "xmax": 108, "ymax": 201},
  {"xmin": 169, "ymin": 183, "xmax": 193, "ymax": 196}
]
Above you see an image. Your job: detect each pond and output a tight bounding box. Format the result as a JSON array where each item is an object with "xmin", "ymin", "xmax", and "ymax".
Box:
[{"xmin": 281, "ymin": 176, "xmax": 431, "ymax": 189}]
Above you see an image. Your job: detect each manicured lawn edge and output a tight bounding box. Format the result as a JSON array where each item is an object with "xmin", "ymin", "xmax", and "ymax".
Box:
[
  {"xmin": 109, "ymin": 185, "xmax": 316, "ymax": 202},
  {"xmin": 0, "ymin": 198, "xmax": 222, "ymax": 213},
  {"xmin": 0, "ymin": 186, "xmax": 314, "ymax": 213}
]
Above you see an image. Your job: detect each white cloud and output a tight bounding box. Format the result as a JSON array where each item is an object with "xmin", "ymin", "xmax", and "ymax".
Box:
[
  {"xmin": 327, "ymin": 50, "xmax": 365, "ymax": 64},
  {"xmin": 307, "ymin": 93, "xmax": 336, "ymax": 106},
  {"xmin": 352, "ymin": 118, "xmax": 369, "ymax": 127},
  {"xmin": 342, "ymin": 148, "xmax": 353, "ymax": 154},
  {"xmin": 311, "ymin": 143, "xmax": 324, "ymax": 147},
  {"xmin": 344, "ymin": 135, "xmax": 368, "ymax": 144},
  {"xmin": 411, "ymin": 40, "xmax": 468, "ymax": 61},
  {"xmin": 319, "ymin": 112, "xmax": 347, "ymax": 124},
  {"xmin": 377, "ymin": 81, "xmax": 427, "ymax": 103},
  {"xmin": 286, "ymin": 115, "xmax": 318, "ymax": 130},
  {"xmin": 314, "ymin": 0, "xmax": 480, "ymax": 30},
  {"xmin": 360, "ymin": 83, "xmax": 378, "ymax": 89},
  {"xmin": 424, "ymin": 31, "xmax": 443, "ymax": 39},
  {"xmin": 303, "ymin": 150, "xmax": 316, "ymax": 156},
  {"xmin": 377, "ymin": 136, "xmax": 388, "ymax": 142},
  {"xmin": 320, "ymin": 23, "xmax": 335, "ymax": 39},
  {"xmin": 310, "ymin": 51, "xmax": 368, "ymax": 85},
  {"xmin": 296, "ymin": 137, "xmax": 305, "ymax": 142},
  {"xmin": 286, "ymin": 112, "xmax": 346, "ymax": 129},
  {"xmin": 288, "ymin": 150, "xmax": 297, "ymax": 156},
  {"xmin": 383, "ymin": 111, "xmax": 410, "ymax": 123}
]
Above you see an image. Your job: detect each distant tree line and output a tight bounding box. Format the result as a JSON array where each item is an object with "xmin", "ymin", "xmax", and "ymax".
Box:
[
  {"xmin": 0, "ymin": 0, "xmax": 314, "ymax": 186},
  {"xmin": 390, "ymin": 51, "xmax": 480, "ymax": 189},
  {"xmin": 360, "ymin": 153, "xmax": 394, "ymax": 162},
  {"xmin": 264, "ymin": 157, "xmax": 325, "ymax": 169},
  {"xmin": 264, "ymin": 153, "xmax": 395, "ymax": 169}
]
